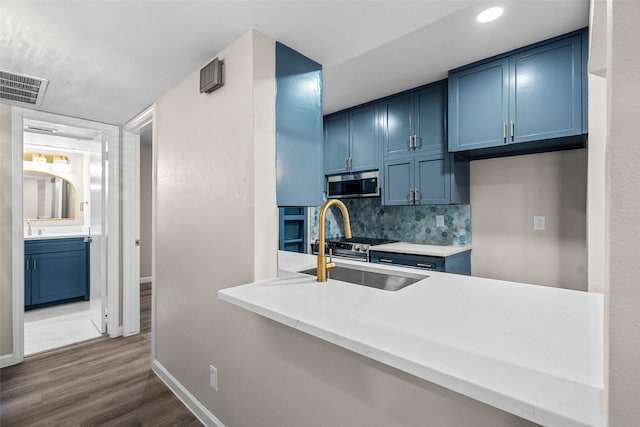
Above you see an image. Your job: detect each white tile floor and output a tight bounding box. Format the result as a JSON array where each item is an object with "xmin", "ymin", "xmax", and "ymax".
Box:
[{"xmin": 24, "ymin": 298, "xmax": 104, "ymax": 355}]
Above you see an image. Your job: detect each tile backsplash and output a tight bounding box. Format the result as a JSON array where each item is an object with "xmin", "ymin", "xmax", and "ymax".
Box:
[{"xmin": 311, "ymin": 198, "xmax": 471, "ymax": 245}]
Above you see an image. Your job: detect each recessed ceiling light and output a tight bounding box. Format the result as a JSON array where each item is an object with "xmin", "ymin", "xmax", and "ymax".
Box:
[{"xmin": 477, "ymin": 7, "xmax": 504, "ymax": 23}]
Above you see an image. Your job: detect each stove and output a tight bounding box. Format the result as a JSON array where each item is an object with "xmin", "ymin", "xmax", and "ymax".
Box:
[{"xmin": 311, "ymin": 237, "xmax": 397, "ymax": 262}]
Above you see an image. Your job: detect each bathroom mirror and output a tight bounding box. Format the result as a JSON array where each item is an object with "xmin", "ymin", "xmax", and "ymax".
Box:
[{"xmin": 24, "ymin": 171, "xmax": 75, "ymax": 220}]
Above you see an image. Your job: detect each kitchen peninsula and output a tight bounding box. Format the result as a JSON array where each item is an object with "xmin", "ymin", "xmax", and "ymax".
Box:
[{"xmin": 219, "ymin": 251, "xmax": 603, "ymax": 427}]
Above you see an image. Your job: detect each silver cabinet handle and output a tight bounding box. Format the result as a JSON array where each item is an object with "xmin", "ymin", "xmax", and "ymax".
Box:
[
  {"xmin": 414, "ymin": 188, "xmax": 420, "ymax": 203},
  {"xmin": 413, "ymin": 135, "xmax": 421, "ymax": 149},
  {"xmin": 379, "ymin": 258, "xmax": 394, "ymax": 264},
  {"xmin": 510, "ymin": 120, "xmax": 515, "ymax": 140},
  {"xmin": 348, "ymin": 157, "xmax": 352, "ymax": 170},
  {"xmin": 409, "ymin": 189, "xmax": 415, "ymax": 203},
  {"xmin": 26, "ymin": 259, "xmax": 29, "ymax": 271},
  {"xmin": 345, "ymin": 157, "xmax": 349, "ymax": 169},
  {"xmin": 33, "ymin": 259, "xmax": 37, "ymax": 270},
  {"xmin": 503, "ymin": 122, "xmax": 507, "ymax": 141},
  {"xmin": 416, "ymin": 263, "xmax": 434, "ymax": 269},
  {"xmin": 408, "ymin": 135, "xmax": 414, "ymax": 149}
]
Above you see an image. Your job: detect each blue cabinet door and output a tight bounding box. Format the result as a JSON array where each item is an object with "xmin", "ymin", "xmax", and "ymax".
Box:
[
  {"xmin": 383, "ymin": 93, "xmax": 413, "ymax": 157},
  {"xmin": 279, "ymin": 207, "xmax": 307, "ymax": 253},
  {"xmin": 324, "ymin": 112, "xmax": 349, "ymax": 174},
  {"xmin": 31, "ymin": 249, "xmax": 88, "ymax": 306},
  {"xmin": 510, "ymin": 35, "xmax": 583, "ymax": 143},
  {"xmin": 448, "ymin": 58, "xmax": 509, "ymax": 152},
  {"xmin": 349, "ymin": 103, "xmax": 379, "ymax": 172},
  {"xmin": 415, "ymin": 155, "xmax": 449, "ymax": 205},
  {"xmin": 24, "ymin": 255, "xmax": 32, "ymax": 306},
  {"xmin": 383, "ymin": 158, "xmax": 413, "ymax": 205},
  {"xmin": 414, "ymin": 83, "xmax": 446, "ymax": 156}
]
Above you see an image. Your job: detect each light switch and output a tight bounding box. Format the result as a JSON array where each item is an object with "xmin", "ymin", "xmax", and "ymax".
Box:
[
  {"xmin": 436, "ymin": 215, "xmax": 445, "ymax": 227},
  {"xmin": 533, "ymin": 216, "xmax": 545, "ymax": 231}
]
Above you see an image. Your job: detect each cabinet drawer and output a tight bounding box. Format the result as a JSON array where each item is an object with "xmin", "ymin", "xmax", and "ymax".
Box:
[{"xmin": 370, "ymin": 251, "xmax": 444, "ymax": 272}]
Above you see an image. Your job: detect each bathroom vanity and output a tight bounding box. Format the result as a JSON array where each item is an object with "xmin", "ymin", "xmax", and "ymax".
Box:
[{"xmin": 24, "ymin": 237, "xmax": 90, "ymax": 310}]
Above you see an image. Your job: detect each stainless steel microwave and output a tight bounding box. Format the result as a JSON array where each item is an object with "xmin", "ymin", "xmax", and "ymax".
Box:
[{"xmin": 326, "ymin": 170, "xmax": 380, "ymax": 198}]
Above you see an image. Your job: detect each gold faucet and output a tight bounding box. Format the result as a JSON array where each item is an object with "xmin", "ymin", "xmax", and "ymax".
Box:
[{"xmin": 317, "ymin": 199, "xmax": 352, "ymax": 282}]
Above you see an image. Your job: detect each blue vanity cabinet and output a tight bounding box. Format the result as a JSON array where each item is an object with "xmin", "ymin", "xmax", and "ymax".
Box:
[
  {"xmin": 382, "ymin": 82, "xmax": 447, "ymax": 158},
  {"xmin": 24, "ymin": 238, "xmax": 90, "ymax": 310},
  {"xmin": 448, "ymin": 29, "xmax": 587, "ymax": 155},
  {"xmin": 324, "ymin": 103, "xmax": 380, "ymax": 175}
]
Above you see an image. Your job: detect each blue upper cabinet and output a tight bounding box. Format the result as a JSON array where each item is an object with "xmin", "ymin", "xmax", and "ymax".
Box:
[
  {"xmin": 276, "ymin": 42, "xmax": 324, "ymax": 207},
  {"xmin": 448, "ymin": 59, "xmax": 509, "ymax": 151},
  {"xmin": 324, "ymin": 102, "xmax": 380, "ymax": 175},
  {"xmin": 448, "ymin": 29, "xmax": 587, "ymax": 156},
  {"xmin": 349, "ymin": 103, "xmax": 379, "ymax": 172},
  {"xmin": 383, "ymin": 154, "xmax": 467, "ymax": 206},
  {"xmin": 324, "ymin": 112, "xmax": 349, "ymax": 175},
  {"xmin": 383, "ymin": 93, "xmax": 413, "ymax": 157},
  {"xmin": 383, "ymin": 82, "xmax": 446, "ymax": 158},
  {"xmin": 509, "ymin": 35, "xmax": 582, "ymax": 143}
]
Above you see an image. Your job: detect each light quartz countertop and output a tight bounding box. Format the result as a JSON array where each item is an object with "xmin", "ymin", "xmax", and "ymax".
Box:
[
  {"xmin": 218, "ymin": 251, "xmax": 604, "ymax": 427},
  {"xmin": 24, "ymin": 233, "xmax": 89, "ymax": 241},
  {"xmin": 369, "ymin": 242, "xmax": 471, "ymax": 257}
]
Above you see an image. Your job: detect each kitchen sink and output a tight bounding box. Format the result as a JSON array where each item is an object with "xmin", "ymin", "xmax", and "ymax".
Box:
[{"xmin": 299, "ymin": 263, "xmax": 427, "ymax": 291}]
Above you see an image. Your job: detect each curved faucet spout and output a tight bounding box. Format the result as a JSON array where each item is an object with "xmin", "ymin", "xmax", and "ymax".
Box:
[{"xmin": 317, "ymin": 199, "xmax": 351, "ymax": 282}]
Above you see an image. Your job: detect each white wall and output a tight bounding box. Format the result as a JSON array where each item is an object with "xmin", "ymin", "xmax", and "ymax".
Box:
[
  {"xmin": 605, "ymin": 0, "xmax": 640, "ymax": 423},
  {"xmin": 470, "ymin": 149, "xmax": 588, "ymax": 291},
  {"xmin": 153, "ymin": 30, "xmax": 536, "ymax": 427},
  {"xmin": 0, "ymin": 104, "xmax": 13, "ymax": 356}
]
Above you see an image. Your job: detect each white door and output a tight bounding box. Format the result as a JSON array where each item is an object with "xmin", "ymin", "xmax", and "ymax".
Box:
[
  {"xmin": 122, "ymin": 125, "xmax": 141, "ymax": 336},
  {"xmin": 89, "ymin": 132, "xmax": 107, "ymax": 333}
]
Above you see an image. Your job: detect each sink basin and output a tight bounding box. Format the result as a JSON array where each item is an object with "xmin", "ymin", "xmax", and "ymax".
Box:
[{"xmin": 299, "ymin": 263, "xmax": 427, "ymax": 291}]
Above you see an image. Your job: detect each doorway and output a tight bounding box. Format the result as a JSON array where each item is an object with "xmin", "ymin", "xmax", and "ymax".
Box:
[
  {"xmin": 22, "ymin": 120, "xmax": 106, "ymax": 354},
  {"xmin": 9, "ymin": 107, "xmax": 120, "ymax": 365}
]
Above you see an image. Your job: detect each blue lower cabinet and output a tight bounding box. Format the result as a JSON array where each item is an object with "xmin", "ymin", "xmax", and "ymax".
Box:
[
  {"xmin": 370, "ymin": 250, "xmax": 471, "ymax": 276},
  {"xmin": 25, "ymin": 238, "xmax": 90, "ymax": 310}
]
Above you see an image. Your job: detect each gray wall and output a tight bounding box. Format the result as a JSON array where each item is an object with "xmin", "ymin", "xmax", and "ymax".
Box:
[
  {"xmin": 139, "ymin": 142, "xmax": 152, "ymax": 281},
  {"xmin": 0, "ymin": 104, "xmax": 13, "ymax": 356},
  {"xmin": 605, "ymin": 0, "xmax": 640, "ymax": 423},
  {"xmin": 153, "ymin": 30, "xmax": 535, "ymax": 427},
  {"xmin": 470, "ymin": 149, "xmax": 588, "ymax": 291}
]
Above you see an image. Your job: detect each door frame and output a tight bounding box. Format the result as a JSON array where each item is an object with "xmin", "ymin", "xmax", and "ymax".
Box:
[
  {"xmin": 8, "ymin": 107, "xmax": 120, "ymax": 367},
  {"xmin": 122, "ymin": 105, "xmax": 154, "ymax": 337}
]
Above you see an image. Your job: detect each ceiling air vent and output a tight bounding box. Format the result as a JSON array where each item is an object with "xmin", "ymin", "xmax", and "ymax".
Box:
[{"xmin": 0, "ymin": 69, "xmax": 49, "ymax": 106}]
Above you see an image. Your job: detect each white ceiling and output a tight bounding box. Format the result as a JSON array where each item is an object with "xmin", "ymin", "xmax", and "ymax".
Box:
[{"xmin": 1, "ymin": 1, "xmax": 589, "ymax": 125}]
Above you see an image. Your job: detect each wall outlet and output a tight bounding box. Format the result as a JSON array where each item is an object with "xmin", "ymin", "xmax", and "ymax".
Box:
[
  {"xmin": 209, "ymin": 364, "xmax": 219, "ymax": 391},
  {"xmin": 533, "ymin": 215, "xmax": 545, "ymax": 231},
  {"xmin": 436, "ymin": 215, "xmax": 445, "ymax": 227}
]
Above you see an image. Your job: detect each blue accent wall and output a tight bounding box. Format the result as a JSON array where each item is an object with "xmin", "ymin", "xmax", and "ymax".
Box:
[{"xmin": 311, "ymin": 197, "xmax": 471, "ymax": 245}]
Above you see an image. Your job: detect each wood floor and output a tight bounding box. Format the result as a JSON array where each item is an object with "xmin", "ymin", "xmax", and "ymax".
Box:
[{"xmin": 0, "ymin": 283, "xmax": 202, "ymax": 426}]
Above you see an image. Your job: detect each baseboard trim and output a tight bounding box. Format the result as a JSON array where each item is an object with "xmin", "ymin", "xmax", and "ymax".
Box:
[
  {"xmin": 140, "ymin": 276, "xmax": 153, "ymax": 284},
  {"xmin": 152, "ymin": 359, "xmax": 224, "ymax": 427},
  {"xmin": 0, "ymin": 352, "xmax": 20, "ymax": 368}
]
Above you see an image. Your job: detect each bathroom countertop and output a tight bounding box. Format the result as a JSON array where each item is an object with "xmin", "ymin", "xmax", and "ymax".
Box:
[
  {"xmin": 24, "ymin": 232, "xmax": 89, "ymax": 241},
  {"xmin": 219, "ymin": 251, "xmax": 604, "ymax": 427},
  {"xmin": 369, "ymin": 242, "xmax": 471, "ymax": 257}
]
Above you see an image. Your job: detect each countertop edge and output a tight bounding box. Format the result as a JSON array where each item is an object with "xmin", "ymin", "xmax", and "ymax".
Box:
[
  {"xmin": 218, "ymin": 283, "xmax": 602, "ymax": 427},
  {"xmin": 369, "ymin": 242, "xmax": 472, "ymax": 257}
]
